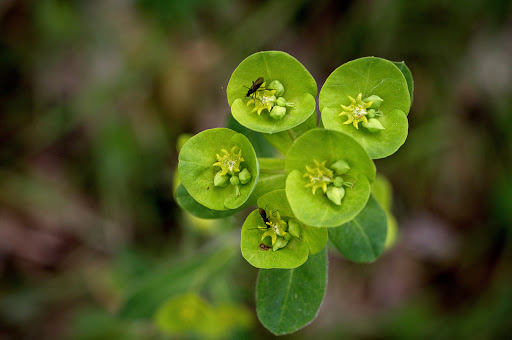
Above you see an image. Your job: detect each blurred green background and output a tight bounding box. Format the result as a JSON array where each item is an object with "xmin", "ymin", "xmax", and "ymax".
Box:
[{"xmin": 1, "ymin": 0, "xmax": 511, "ymax": 339}]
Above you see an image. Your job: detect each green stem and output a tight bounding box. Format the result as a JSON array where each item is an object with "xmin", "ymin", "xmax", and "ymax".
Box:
[{"xmin": 258, "ymin": 157, "xmax": 286, "ymax": 174}]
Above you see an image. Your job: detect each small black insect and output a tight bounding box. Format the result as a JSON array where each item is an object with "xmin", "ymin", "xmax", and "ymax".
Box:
[
  {"xmin": 259, "ymin": 207, "xmax": 270, "ymax": 226},
  {"xmin": 246, "ymin": 77, "xmax": 264, "ymax": 98}
]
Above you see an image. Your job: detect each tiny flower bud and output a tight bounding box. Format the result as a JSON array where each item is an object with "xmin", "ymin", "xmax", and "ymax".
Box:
[
  {"xmin": 363, "ymin": 95, "xmax": 384, "ymax": 109},
  {"xmin": 230, "ymin": 175, "xmax": 240, "ymax": 186},
  {"xmin": 214, "ymin": 171, "xmax": 229, "ymax": 187},
  {"xmin": 270, "ymin": 106, "xmax": 287, "ymax": 120},
  {"xmin": 326, "ymin": 186, "xmax": 345, "ymax": 205},
  {"xmin": 272, "ymin": 237, "xmax": 289, "ymax": 251},
  {"xmin": 267, "ymin": 80, "xmax": 285, "ymax": 97},
  {"xmin": 333, "ymin": 176, "xmax": 344, "ymax": 187},
  {"xmin": 362, "ymin": 118, "xmax": 385, "ymax": 133},
  {"xmin": 275, "ymin": 221, "xmax": 287, "ymax": 237},
  {"xmin": 288, "ymin": 220, "xmax": 301, "ymax": 238},
  {"xmin": 238, "ymin": 168, "xmax": 251, "ymax": 184},
  {"xmin": 276, "ymin": 97, "xmax": 287, "ymax": 107},
  {"xmin": 367, "ymin": 109, "xmax": 376, "ymax": 118},
  {"xmin": 331, "ymin": 160, "xmax": 350, "ymax": 175}
]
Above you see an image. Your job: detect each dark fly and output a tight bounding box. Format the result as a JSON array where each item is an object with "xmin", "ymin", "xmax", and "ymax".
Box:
[
  {"xmin": 246, "ymin": 77, "xmax": 264, "ymax": 98},
  {"xmin": 246, "ymin": 207, "xmax": 271, "ymax": 232},
  {"xmin": 259, "ymin": 207, "xmax": 270, "ymax": 227}
]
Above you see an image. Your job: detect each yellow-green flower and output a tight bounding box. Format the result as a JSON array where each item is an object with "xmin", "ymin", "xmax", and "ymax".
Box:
[
  {"xmin": 303, "ymin": 160, "xmax": 333, "ymax": 194},
  {"xmin": 339, "ymin": 93, "xmax": 373, "ymax": 129},
  {"xmin": 246, "ymin": 84, "xmax": 277, "ymax": 115},
  {"xmin": 259, "ymin": 210, "xmax": 287, "ymax": 245},
  {"xmin": 212, "ymin": 146, "xmax": 244, "ymax": 176}
]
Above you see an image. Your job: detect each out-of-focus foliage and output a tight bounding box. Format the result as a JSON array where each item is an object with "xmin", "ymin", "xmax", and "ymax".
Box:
[{"xmin": 0, "ymin": 0, "xmax": 511, "ymax": 339}]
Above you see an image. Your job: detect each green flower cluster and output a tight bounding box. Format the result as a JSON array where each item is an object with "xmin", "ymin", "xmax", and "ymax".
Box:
[
  {"xmin": 246, "ymin": 79, "xmax": 295, "ymax": 120},
  {"xmin": 212, "ymin": 146, "xmax": 252, "ymax": 197},
  {"xmin": 177, "ymin": 51, "xmax": 412, "ymax": 269}
]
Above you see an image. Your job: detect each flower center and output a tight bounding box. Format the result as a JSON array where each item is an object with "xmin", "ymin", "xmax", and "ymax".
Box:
[
  {"xmin": 303, "ymin": 159, "xmax": 354, "ymax": 205},
  {"xmin": 213, "ymin": 146, "xmax": 244, "ymax": 176},
  {"xmin": 339, "ymin": 93, "xmax": 373, "ymax": 129},
  {"xmin": 303, "ymin": 160, "xmax": 333, "ymax": 194}
]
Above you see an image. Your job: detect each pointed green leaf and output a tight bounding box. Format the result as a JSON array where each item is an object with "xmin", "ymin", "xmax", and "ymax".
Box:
[
  {"xmin": 256, "ymin": 247, "xmax": 327, "ymax": 335},
  {"xmin": 392, "ymin": 61, "xmax": 414, "ymax": 104},
  {"xmin": 371, "ymin": 174, "xmax": 399, "ymax": 249},
  {"xmin": 328, "ymin": 195, "xmax": 387, "ymax": 262}
]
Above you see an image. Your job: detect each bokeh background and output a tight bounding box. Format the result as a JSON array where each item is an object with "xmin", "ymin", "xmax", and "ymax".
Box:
[{"xmin": 1, "ymin": 0, "xmax": 512, "ymax": 339}]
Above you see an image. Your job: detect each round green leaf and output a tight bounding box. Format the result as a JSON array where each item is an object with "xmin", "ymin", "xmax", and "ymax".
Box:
[
  {"xmin": 285, "ymin": 129, "xmax": 375, "ymax": 183},
  {"xmin": 231, "ymin": 93, "xmax": 316, "ymax": 134},
  {"xmin": 256, "ymin": 247, "xmax": 327, "ymax": 335},
  {"xmin": 244, "ymin": 173, "xmax": 287, "ymax": 207},
  {"xmin": 256, "ymin": 189, "xmax": 328, "ymax": 255},
  {"xmin": 287, "ymin": 170, "xmax": 370, "ymax": 227},
  {"xmin": 328, "ymin": 195, "xmax": 388, "ymax": 262},
  {"xmin": 175, "ymin": 184, "xmax": 242, "ymax": 219},
  {"xmin": 319, "ymin": 57, "xmax": 410, "ymax": 159},
  {"xmin": 178, "ymin": 128, "xmax": 259, "ymax": 211},
  {"xmin": 227, "ymin": 51, "xmax": 317, "ymax": 133},
  {"xmin": 284, "ymin": 128, "xmax": 375, "ymax": 227},
  {"xmin": 322, "ymin": 107, "xmax": 408, "ymax": 159},
  {"xmin": 240, "ymin": 210, "xmax": 309, "ymax": 269},
  {"xmin": 256, "ymin": 189, "xmax": 294, "ymax": 218}
]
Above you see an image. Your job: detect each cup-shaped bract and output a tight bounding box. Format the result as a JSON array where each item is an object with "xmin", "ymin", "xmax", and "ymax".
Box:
[
  {"xmin": 178, "ymin": 128, "xmax": 259, "ymax": 211},
  {"xmin": 241, "ymin": 189, "xmax": 327, "ymax": 269},
  {"xmin": 285, "ymin": 129, "xmax": 376, "ymax": 227},
  {"xmin": 319, "ymin": 57, "xmax": 410, "ymax": 159},
  {"xmin": 227, "ymin": 51, "xmax": 317, "ymax": 134}
]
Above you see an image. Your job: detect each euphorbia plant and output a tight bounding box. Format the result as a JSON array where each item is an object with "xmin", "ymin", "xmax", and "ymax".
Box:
[{"xmin": 176, "ymin": 51, "xmax": 413, "ymax": 335}]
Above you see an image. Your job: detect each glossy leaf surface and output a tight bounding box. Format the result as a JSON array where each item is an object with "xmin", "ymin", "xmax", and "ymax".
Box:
[
  {"xmin": 393, "ymin": 61, "xmax": 414, "ymax": 104},
  {"xmin": 256, "ymin": 247, "xmax": 327, "ymax": 335},
  {"xmin": 328, "ymin": 195, "xmax": 387, "ymax": 262}
]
